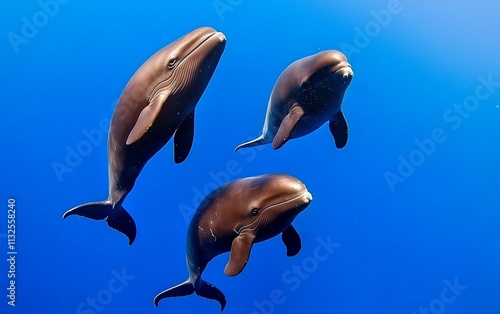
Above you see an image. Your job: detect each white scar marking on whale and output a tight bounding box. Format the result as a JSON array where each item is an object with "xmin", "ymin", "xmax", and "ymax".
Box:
[{"xmin": 210, "ymin": 228, "xmax": 216, "ymax": 241}]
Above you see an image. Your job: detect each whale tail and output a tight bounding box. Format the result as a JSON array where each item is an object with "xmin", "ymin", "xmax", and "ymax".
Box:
[
  {"xmin": 154, "ymin": 279, "xmax": 226, "ymax": 311},
  {"xmin": 62, "ymin": 200, "xmax": 137, "ymax": 246},
  {"xmin": 234, "ymin": 135, "xmax": 266, "ymax": 152}
]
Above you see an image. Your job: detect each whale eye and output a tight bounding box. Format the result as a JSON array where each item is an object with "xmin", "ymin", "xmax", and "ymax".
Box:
[
  {"xmin": 250, "ymin": 206, "xmax": 260, "ymax": 216},
  {"xmin": 167, "ymin": 57, "xmax": 177, "ymax": 69}
]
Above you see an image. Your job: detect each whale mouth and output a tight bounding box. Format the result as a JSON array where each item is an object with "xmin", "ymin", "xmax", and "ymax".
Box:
[
  {"xmin": 310, "ymin": 63, "xmax": 353, "ymax": 88},
  {"xmin": 334, "ymin": 66, "xmax": 353, "ymax": 77},
  {"xmin": 177, "ymin": 30, "xmax": 225, "ymax": 68},
  {"xmin": 331, "ymin": 60, "xmax": 352, "ymax": 73},
  {"xmin": 258, "ymin": 190, "xmax": 313, "ymax": 216},
  {"xmin": 323, "ymin": 65, "xmax": 353, "ymax": 85},
  {"xmin": 271, "ymin": 191, "xmax": 311, "ymax": 208},
  {"xmin": 235, "ymin": 190, "xmax": 312, "ymax": 235}
]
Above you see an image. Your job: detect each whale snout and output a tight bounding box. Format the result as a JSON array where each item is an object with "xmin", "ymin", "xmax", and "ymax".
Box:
[
  {"xmin": 192, "ymin": 26, "xmax": 218, "ymax": 38},
  {"xmin": 309, "ymin": 50, "xmax": 353, "ymax": 85},
  {"xmin": 201, "ymin": 30, "xmax": 226, "ymax": 55},
  {"xmin": 254, "ymin": 175, "xmax": 312, "ymax": 214},
  {"xmin": 302, "ymin": 191, "xmax": 313, "ymax": 203},
  {"xmin": 279, "ymin": 178, "xmax": 309, "ymax": 200},
  {"xmin": 292, "ymin": 190, "xmax": 313, "ymax": 214},
  {"xmin": 330, "ymin": 64, "xmax": 353, "ymax": 86},
  {"xmin": 185, "ymin": 27, "xmax": 226, "ymax": 55},
  {"xmin": 336, "ymin": 66, "xmax": 354, "ymax": 79},
  {"xmin": 274, "ymin": 183, "xmax": 312, "ymax": 214},
  {"xmin": 216, "ymin": 32, "xmax": 226, "ymax": 43}
]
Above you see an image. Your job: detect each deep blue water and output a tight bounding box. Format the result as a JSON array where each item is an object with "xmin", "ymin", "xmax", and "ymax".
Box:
[{"xmin": 1, "ymin": 0, "xmax": 500, "ymax": 313}]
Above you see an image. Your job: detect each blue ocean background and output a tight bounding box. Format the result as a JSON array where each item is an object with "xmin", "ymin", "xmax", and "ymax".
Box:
[{"xmin": 1, "ymin": 0, "xmax": 500, "ymax": 313}]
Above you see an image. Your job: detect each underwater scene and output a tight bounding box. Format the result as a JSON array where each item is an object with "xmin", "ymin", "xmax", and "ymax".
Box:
[{"xmin": 1, "ymin": 0, "xmax": 500, "ymax": 313}]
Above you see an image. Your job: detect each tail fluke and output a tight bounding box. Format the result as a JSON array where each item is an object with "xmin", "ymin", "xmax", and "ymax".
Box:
[
  {"xmin": 154, "ymin": 279, "xmax": 226, "ymax": 311},
  {"xmin": 234, "ymin": 135, "xmax": 265, "ymax": 152},
  {"xmin": 106, "ymin": 207, "xmax": 136, "ymax": 245},
  {"xmin": 197, "ymin": 280, "xmax": 226, "ymax": 311},
  {"xmin": 154, "ymin": 280, "xmax": 194, "ymax": 306},
  {"xmin": 62, "ymin": 201, "xmax": 137, "ymax": 245},
  {"xmin": 62, "ymin": 201, "xmax": 111, "ymax": 220}
]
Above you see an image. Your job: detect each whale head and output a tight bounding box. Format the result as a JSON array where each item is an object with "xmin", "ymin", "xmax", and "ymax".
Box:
[
  {"xmin": 231, "ymin": 174, "xmax": 312, "ymax": 241},
  {"xmin": 148, "ymin": 27, "xmax": 227, "ymax": 101}
]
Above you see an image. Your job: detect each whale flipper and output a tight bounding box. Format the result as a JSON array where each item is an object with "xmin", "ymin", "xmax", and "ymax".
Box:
[
  {"xmin": 154, "ymin": 279, "xmax": 226, "ymax": 311},
  {"xmin": 126, "ymin": 93, "xmax": 169, "ymax": 145},
  {"xmin": 174, "ymin": 111, "xmax": 195, "ymax": 164},
  {"xmin": 272, "ymin": 106, "xmax": 304, "ymax": 150},
  {"xmin": 234, "ymin": 135, "xmax": 265, "ymax": 152},
  {"xmin": 62, "ymin": 201, "xmax": 137, "ymax": 245},
  {"xmin": 225, "ymin": 233, "xmax": 255, "ymax": 277},
  {"xmin": 282, "ymin": 225, "xmax": 301, "ymax": 257},
  {"xmin": 329, "ymin": 111, "xmax": 348, "ymax": 149}
]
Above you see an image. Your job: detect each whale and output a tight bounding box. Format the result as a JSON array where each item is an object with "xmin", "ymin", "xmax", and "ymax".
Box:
[
  {"xmin": 153, "ymin": 174, "xmax": 312, "ymax": 311},
  {"xmin": 62, "ymin": 27, "xmax": 226, "ymax": 245},
  {"xmin": 235, "ymin": 50, "xmax": 353, "ymax": 151}
]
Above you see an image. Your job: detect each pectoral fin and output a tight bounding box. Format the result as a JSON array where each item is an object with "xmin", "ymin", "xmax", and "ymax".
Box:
[
  {"xmin": 174, "ymin": 111, "xmax": 195, "ymax": 164},
  {"xmin": 329, "ymin": 110, "xmax": 348, "ymax": 149},
  {"xmin": 225, "ymin": 233, "xmax": 255, "ymax": 277},
  {"xmin": 272, "ymin": 105, "xmax": 304, "ymax": 150},
  {"xmin": 126, "ymin": 93, "xmax": 169, "ymax": 145},
  {"xmin": 282, "ymin": 225, "xmax": 301, "ymax": 257}
]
